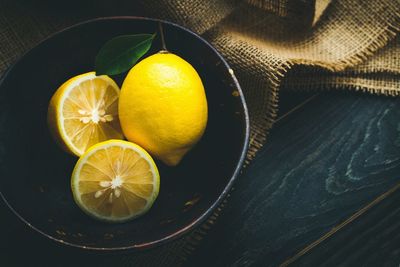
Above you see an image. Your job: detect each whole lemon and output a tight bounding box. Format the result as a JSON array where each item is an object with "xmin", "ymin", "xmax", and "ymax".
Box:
[{"xmin": 119, "ymin": 53, "xmax": 208, "ymax": 166}]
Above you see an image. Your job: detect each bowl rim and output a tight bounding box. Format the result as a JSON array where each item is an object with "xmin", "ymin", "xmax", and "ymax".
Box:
[{"xmin": 0, "ymin": 16, "xmax": 250, "ymax": 251}]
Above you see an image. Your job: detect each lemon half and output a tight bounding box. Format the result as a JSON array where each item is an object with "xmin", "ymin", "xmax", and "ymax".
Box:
[
  {"xmin": 48, "ymin": 72, "xmax": 123, "ymax": 156},
  {"xmin": 71, "ymin": 140, "xmax": 160, "ymax": 222}
]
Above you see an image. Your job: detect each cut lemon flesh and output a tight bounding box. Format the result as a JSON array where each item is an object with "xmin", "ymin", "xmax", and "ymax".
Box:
[
  {"xmin": 71, "ymin": 140, "xmax": 160, "ymax": 222},
  {"xmin": 48, "ymin": 72, "xmax": 123, "ymax": 156}
]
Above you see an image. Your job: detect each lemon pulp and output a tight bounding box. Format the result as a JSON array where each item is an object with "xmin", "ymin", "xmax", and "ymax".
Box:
[
  {"xmin": 48, "ymin": 72, "xmax": 123, "ymax": 156},
  {"xmin": 71, "ymin": 140, "xmax": 160, "ymax": 222}
]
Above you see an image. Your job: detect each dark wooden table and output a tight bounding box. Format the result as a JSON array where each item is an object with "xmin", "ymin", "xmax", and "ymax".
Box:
[
  {"xmin": 188, "ymin": 91, "xmax": 400, "ymax": 266},
  {"xmin": 2, "ymin": 90, "xmax": 400, "ymax": 266}
]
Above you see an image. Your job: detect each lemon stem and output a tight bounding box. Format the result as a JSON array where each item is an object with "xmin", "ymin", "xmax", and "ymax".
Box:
[{"xmin": 158, "ymin": 22, "xmax": 168, "ymax": 53}]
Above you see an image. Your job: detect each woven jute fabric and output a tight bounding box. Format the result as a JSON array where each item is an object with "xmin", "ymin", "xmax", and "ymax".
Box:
[
  {"xmin": 1, "ymin": 0, "xmax": 400, "ymax": 266},
  {"xmin": 143, "ymin": 0, "xmax": 400, "ymax": 160}
]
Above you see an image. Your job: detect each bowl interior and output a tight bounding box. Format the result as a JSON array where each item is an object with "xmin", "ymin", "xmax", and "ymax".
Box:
[{"xmin": 0, "ymin": 18, "xmax": 248, "ymax": 249}]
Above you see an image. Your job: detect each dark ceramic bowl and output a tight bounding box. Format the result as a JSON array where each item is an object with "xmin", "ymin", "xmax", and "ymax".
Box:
[{"xmin": 0, "ymin": 17, "xmax": 249, "ymax": 250}]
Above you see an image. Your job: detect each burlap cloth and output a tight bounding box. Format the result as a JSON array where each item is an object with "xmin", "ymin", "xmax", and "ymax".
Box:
[{"xmin": 1, "ymin": 0, "xmax": 400, "ymax": 266}]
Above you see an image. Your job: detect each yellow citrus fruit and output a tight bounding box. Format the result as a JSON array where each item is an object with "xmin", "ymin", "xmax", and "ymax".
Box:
[
  {"xmin": 71, "ymin": 139, "xmax": 160, "ymax": 222},
  {"xmin": 119, "ymin": 53, "xmax": 208, "ymax": 166},
  {"xmin": 47, "ymin": 72, "xmax": 123, "ymax": 156}
]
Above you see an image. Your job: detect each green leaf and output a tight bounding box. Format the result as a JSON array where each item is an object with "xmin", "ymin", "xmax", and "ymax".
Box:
[{"xmin": 95, "ymin": 34, "xmax": 155, "ymax": 76}]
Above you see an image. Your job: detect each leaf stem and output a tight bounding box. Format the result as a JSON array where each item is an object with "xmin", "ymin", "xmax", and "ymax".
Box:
[{"xmin": 158, "ymin": 22, "xmax": 168, "ymax": 53}]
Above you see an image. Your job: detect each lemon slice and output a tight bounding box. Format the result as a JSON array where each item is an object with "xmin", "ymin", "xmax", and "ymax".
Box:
[
  {"xmin": 48, "ymin": 72, "xmax": 123, "ymax": 156},
  {"xmin": 71, "ymin": 140, "xmax": 160, "ymax": 222}
]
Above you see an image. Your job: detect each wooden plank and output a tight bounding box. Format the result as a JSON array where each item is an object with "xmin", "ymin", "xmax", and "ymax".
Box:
[
  {"xmin": 188, "ymin": 92, "xmax": 400, "ymax": 266},
  {"xmin": 276, "ymin": 91, "xmax": 318, "ymax": 118},
  {"xmin": 288, "ymin": 182, "xmax": 400, "ymax": 266}
]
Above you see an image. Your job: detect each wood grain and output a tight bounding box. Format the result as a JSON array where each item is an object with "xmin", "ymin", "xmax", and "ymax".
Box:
[
  {"xmin": 291, "ymin": 182, "xmax": 400, "ymax": 267},
  {"xmin": 188, "ymin": 92, "xmax": 400, "ymax": 266}
]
